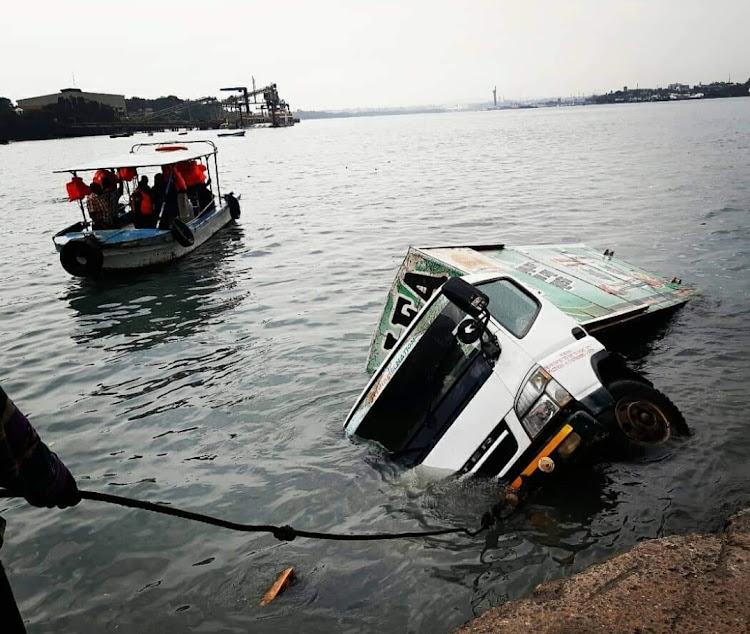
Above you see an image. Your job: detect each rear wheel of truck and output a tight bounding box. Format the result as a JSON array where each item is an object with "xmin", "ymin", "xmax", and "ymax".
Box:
[{"xmin": 605, "ymin": 380, "xmax": 688, "ymax": 446}]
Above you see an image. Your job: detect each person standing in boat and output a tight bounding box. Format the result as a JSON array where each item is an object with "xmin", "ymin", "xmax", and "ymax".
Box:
[
  {"xmin": 151, "ymin": 173, "xmax": 165, "ymax": 221},
  {"xmin": 86, "ymin": 182, "xmax": 119, "ymax": 230},
  {"xmin": 157, "ymin": 165, "xmax": 187, "ymax": 229},
  {"xmin": 0, "ymin": 385, "xmax": 81, "ymax": 633}
]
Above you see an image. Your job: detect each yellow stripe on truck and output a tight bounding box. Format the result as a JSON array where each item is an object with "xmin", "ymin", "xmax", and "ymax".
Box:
[{"xmin": 510, "ymin": 424, "xmax": 574, "ymax": 490}]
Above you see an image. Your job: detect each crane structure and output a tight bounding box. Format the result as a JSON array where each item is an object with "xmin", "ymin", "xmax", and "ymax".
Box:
[{"xmin": 220, "ymin": 82, "xmax": 296, "ymax": 128}]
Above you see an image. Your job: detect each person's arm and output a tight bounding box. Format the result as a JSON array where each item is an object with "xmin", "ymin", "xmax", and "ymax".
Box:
[{"xmin": 0, "ymin": 386, "xmax": 80, "ymax": 509}]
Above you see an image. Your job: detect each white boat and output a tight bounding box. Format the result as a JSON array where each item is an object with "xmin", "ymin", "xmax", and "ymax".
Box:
[{"xmin": 53, "ymin": 141, "xmax": 241, "ymax": 277}]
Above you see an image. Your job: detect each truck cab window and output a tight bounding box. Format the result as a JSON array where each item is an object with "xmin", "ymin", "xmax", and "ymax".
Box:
[{"xmin": 477, "ymin": 279, "xmax": 540, "ymax": 338}]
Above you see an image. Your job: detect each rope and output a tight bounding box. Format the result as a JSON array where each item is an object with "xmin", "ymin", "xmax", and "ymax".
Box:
[{"xmin": 0, "ymin": 489, "xmax": 494, "ymax": 542}]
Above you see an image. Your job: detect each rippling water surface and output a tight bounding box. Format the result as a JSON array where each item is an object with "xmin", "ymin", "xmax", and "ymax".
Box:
[{"xmin": 1, "ymin": 99, "xmax": 749, "ymax": 632}]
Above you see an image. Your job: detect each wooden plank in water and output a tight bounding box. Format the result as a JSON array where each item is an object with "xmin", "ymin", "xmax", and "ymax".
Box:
[{"xmin": 260, "ymin": 567, "xmax": 295, "ymax": 606}]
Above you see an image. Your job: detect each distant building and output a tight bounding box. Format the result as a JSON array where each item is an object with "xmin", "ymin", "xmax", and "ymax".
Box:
[
  {"xmin": 667, "ymin": 83, "xmax": 689, "ymax": 93},
  {"xmin": 17, "ymin": 88, "xmax": 127, "ymax": 115}
]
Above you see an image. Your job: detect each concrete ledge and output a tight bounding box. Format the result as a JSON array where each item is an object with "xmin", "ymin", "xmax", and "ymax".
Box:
[{"xmin": 454, "ymin": 509, "xmax": 750, "ymax": 634}]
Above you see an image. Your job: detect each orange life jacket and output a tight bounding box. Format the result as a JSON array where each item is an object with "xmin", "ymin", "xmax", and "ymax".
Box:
[
  {"xmin": 139, "ymin": 190, "xmax": 154, "ymax": 215},
  {"xmin": 66, "ymin": 176, "xmax": 91, "ymax": 201},
  {"xmin": 131, "ymin": 189, "xmax": 154, "ymax": 216},
  {"xmin": 174, "ymin": 160, "xmax": 205, "ymax": 188},
  {"xmin": 162, "ymin": 165, "xmax": 187, "ymax": 192},
  {"xmin": 93, "ymin": 169, "xmax": 117, "ymax": 188},
  {"xmin": 118, "ymin": 167, "xmax": 138, "ymax": 181}
]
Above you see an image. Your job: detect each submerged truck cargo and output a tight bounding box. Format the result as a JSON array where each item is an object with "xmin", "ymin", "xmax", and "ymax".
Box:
[{"xmin": 366, "ymin": 243, "xmax": 697, "ymax": 374}]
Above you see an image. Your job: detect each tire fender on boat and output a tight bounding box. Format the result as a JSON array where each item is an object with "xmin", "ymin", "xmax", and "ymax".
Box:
[
  {"xmin": 170, "ymin": 218, "xmax": 195, "ymax": 247},
  {"xmin": 60, "ymin": 239, "xmax": 104, "ymax": 277},
  {"xmin": 225, "ymin": 192, "xmax": 241, "ymax": 221}
]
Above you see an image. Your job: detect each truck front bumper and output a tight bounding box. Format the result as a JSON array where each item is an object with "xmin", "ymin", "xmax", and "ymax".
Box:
[{"xmin": 507, "ymin": 405, "xmax": 610, "ymax": 492}]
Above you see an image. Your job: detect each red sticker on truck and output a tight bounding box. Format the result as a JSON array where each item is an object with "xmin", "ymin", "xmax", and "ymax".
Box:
[{"xmin": 544, "ymin": 344, "xmax": 597, "ymax": 373}]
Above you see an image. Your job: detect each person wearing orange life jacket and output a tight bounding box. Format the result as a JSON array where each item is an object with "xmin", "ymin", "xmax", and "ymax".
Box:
[
  {"xmin": 93, "ymin": 169, "xmax": 123, "ymax": 216},
  {"xmin": 131, "ymin": 176, "xmax": 156, "ymax": 229},
  {"xmin": 157, "ymin": 165, "xmax": 188, "ymax": 229},
  {"xmin": 177, "ymin": 160, "xmax": 213, "ymax": 216}
]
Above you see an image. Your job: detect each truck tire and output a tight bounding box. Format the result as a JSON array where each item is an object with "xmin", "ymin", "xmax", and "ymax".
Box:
[{"xmin": 604, "ymin": 380, "xmax": 688, "ymax": 446}]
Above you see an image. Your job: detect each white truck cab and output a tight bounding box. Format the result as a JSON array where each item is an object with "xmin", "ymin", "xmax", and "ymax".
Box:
[{"xmin": 344, "ymin": 272, "xmax": 686, "ymax": 493}]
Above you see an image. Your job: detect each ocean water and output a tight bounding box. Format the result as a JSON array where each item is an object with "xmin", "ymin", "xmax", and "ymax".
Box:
[{"xmin": 0, "ymin": 99, "xmax": 748, "ymax": 632}]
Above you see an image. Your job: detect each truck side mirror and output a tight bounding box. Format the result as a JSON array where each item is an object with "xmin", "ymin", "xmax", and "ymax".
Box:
[
  {"xmin": 442, "ymin": 278, "xmax": 489, "ymax": 320},
  {"xmin": 456, "ymin": 318, "xmax": 482, "ymax": 344}
]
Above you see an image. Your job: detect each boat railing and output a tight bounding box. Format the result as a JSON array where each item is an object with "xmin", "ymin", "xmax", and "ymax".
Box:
[
  {"xmin": 130, "ymin": 139, "xmax": 218, "ymax": 154},
  {"xmin": 129, "ymin": 140, "xmax": 221, "ymax": 205}
]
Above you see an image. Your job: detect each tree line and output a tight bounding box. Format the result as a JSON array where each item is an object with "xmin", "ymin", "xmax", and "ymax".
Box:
[
  {"xmin": 0, "ymin": 97, "xmax": 118, "ymax": 141},
  {"xmin": 0, "ymin": 94, "xmax": 224, "ymax": 141}
]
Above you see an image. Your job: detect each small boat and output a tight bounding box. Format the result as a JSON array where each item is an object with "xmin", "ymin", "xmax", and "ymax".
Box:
[
  {"xmin": 53, "ymin": 140, "xmax": 242, "ymax": 277},
  {"xmin": 109, "ymin": 132, "xmax": 133, "ymax": 138},
  {"xmin": 217, "ymin": 130, "xmax": 246, "ymax": 138},
  {"xmin": 178, "ymin": 131, "xmax": 188, "ymax": 136}
]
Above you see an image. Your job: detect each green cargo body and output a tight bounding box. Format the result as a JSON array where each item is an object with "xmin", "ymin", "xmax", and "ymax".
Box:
[{"xmin": 366, "ymin": 243, "xmax": 697, "ymax": 374}]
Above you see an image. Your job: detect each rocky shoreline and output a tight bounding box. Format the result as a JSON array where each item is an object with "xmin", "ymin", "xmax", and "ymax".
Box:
[{"xmin": 455, "ymin": 509, "xmax": 750, "ymax": 634}]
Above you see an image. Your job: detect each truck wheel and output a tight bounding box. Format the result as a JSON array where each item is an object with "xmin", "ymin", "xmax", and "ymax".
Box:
[{"xmin": 605, "ymin": 380, "xmax": 688, "ymax": 445}]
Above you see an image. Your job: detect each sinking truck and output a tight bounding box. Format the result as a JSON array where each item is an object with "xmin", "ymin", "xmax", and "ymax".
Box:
[{"xmin": 344, "ymin": 243, "xmax": 697, "ymax": 493}]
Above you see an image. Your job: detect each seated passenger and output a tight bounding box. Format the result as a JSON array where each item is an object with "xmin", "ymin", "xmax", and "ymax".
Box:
[
  {"xmin": 86, "ymin": 182, "xmax": 119, "ymax": 230},
  {"xmin": 131, "ymin": 176, "xmax": 157, "ymax": 229},
  {"xmin": 94, "ymin": 169, "xmax": 123, "ymax": 215}
]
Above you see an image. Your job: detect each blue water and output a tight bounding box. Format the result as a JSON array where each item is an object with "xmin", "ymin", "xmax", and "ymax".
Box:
[{"xmin": 0, "ymin": 98, "xmax": 749, "ymax": 632}]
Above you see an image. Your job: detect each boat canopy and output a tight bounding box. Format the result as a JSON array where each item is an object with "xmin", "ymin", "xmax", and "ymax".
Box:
[{"xmin": 54, "ymin": 141, "xmax": 216, "ymax": 173}]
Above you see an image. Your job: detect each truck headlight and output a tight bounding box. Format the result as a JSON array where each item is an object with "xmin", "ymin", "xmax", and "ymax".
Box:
[
  {"xmin": 515, "ymin": 368, "xmax": 550, "ymax": 418},
  {"xmin": 516, "ymin": 367, "xmax": 572, "ymax": 438},
  {"xmin": 522, "ymin": 395, "xmax": 559, "ymax": 437}
]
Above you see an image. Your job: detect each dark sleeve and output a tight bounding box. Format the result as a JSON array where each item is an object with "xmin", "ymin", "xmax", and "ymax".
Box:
[{"xmin": 0, "ymin": 386, "xmax": 70, "ymax": 499}]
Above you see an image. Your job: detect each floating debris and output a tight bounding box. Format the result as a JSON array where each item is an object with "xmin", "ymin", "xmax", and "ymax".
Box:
[{"xmin": 260, "ymin": 567, "xmax": 294, "ymax": 606}]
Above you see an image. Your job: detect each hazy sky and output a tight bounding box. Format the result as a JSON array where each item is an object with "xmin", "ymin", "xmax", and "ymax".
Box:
[{"xmin": 2, "ymin": 0, "xmax": 749, "ymax": 109}]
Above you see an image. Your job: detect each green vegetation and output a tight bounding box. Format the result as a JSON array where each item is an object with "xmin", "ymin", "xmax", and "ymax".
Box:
[{"xmin": 0, "ymin": 94, "xmax": 223, "ymax": 141}]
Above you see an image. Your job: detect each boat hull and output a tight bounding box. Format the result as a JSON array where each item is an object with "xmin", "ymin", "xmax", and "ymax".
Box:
[{"xmin": 53, "ymin": 203, "xmax": 234, "ymax": 276}]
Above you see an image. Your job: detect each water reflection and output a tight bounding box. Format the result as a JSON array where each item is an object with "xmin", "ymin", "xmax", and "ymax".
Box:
[{"xmin": 63, "ymin": 226, "xmax": 248, "ymax": 353}]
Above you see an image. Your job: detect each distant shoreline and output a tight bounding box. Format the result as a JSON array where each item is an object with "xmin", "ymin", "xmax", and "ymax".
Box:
[
  {"xmin": 299, "ymin": 93, "xmax": 748, "ymax": 120},
  {"xmin": 2, "ymin": 92, "xmax": 748, "ymax": 143}
]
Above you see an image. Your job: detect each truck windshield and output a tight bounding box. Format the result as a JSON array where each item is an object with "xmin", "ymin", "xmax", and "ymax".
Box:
[
  {"xmin": 477, "ymin": 278, "xmax": 540, "ymax": 338},
  {"xmin": 351, "ymin": 295, "xmax": 492, "ymax": 463}
]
